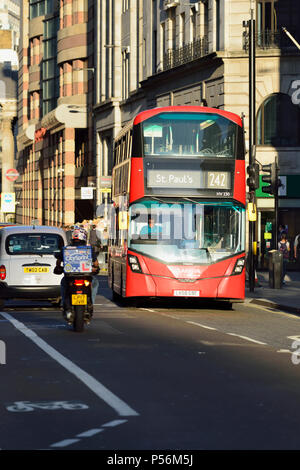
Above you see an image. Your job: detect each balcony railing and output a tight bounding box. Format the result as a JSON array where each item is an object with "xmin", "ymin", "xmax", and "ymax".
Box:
[
  {"xmin": 257, "ymin": 29, "xmax": 293, "ymax": 49},
  {"xmin": 163, "ymin": 37, "xmax": 209, "ymax": 71},
  {"xmin": 244, "ymin": 28, "xmax": 299, "ymax": 51}
]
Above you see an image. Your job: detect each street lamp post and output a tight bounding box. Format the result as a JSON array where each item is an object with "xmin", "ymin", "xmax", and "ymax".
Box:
[{"xmin": 243, "ymin": 7, "xmax": 257, "ymax": 292}]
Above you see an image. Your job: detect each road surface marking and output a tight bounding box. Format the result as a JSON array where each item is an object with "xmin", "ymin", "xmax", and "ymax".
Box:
[
  {"xmin": 6, "ymin": 400, "xmax": 88, "ymax": 412},
  {"xmin": 277, "ymin": 349, "xmax": 292, "ymax": 354},
  {"xmin": 287, "ymin": 335, "xmax": 300, "ymax": 341},
  {"xmin": 102, "ymin": 419, "xmax": 128, "ymax": 427},
  {"xmin": 50, "ymin": 419, "xmax": 128, "ymax": 448},
  {"xmin": 76, "ymin": 429, "xmax": 104, "ymax": 438},
  {"xmin": 51, "ymin": 439, "xmax": 80, "ymax": 448},
  {"xmin": 186, "ymin": 321, "xmax": 217, "ymax": 331},
  {"xmin": 149, "ymin": 311, "xmax": 268, "ymax": 346},
  {"xmin": 94, "ymin": 303, "xmax": 118, "ymax": 308},
  {"xmin": 0, "ymin": 311, "xmax": 139, "ymax": 417},
  {"xmin": 227, "ymin": 333, "xmax": 267, "ymax": 345}
]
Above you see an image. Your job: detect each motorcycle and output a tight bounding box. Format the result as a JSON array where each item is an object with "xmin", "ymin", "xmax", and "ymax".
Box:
[
  {"xmin": 64, "ymin": 272, "xmax": 93, "ymax": 332},
  {"xmin": 54, "ymin": 244, "xmax": 97, "ymax": 332}
]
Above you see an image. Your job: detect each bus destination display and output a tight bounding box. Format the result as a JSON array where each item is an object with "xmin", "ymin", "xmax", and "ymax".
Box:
[{"xmin": 147, "ymin": 169, "xmax": 231, "ymax": 190}]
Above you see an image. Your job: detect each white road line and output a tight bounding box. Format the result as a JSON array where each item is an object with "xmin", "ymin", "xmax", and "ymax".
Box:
[
  {"xmin": 76, "ymin": 429, "xmax": 104, "ymax": 438},
  {"xmin": 51, "ymin": 439, "xmax": 80, "ymax": 448},
  {"xmin": 102, "ymin": 419, "xmax": 128, "ymax": 427},
  {"xmin": 148, "ymin": 311, "xmax": 268, "ymax": 347},
  {"xmin": 227, "ymin": 333, "xmax": 267, "ymax": 345},
  {"xmin": 94, "ymin": 303, "xmax": 118, "ymax": 307},
  {"xmin": 277, "ymin": 349, "xmax": 292, "ymax": 354},
  {"xmin": 0, "ymin": 311, "xmax": 139, "ymax": 417},
  {"xmin": 140, "ymin": 308, "xmax": 156, "ymax": 313},
  {"xmin": 50, "ymin": 419, "xmax": 128, "ymax": 448},
  {"xmin": 186, "ymin": 321, "xmax": 217, "ymax": 331}
]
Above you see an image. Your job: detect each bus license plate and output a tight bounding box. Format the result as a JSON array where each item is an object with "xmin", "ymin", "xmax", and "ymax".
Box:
[
  {"xmin": 72, "ymin": 294, "xmax": 87, "ymax": 305},
  {"xmin": 23, "ymin": 267, "xmax": 49, "ymax": 273},
  {"xmin": 173, "ymin": 290, "xmax": 200, "ymax": 297}
]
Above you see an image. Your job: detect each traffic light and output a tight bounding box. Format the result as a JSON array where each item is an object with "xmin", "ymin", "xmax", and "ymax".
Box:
[
  {"xmin": 261, "ymin": 163, "xmax": 277, "ymax": 195},
  {"xmin": 246, "ymin": 163, "xmax": 259, "ymax": 191}
]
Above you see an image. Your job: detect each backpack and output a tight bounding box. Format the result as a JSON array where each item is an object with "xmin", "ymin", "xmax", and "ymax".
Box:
[{"xmin": 279, "ymin": 241, "xmax": 289, "ymax": 259}]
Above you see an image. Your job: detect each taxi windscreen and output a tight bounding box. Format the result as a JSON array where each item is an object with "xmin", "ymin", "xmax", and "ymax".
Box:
[{"xmin": 6, "ymin": 233, "xmax": 64, "ymax": 255}]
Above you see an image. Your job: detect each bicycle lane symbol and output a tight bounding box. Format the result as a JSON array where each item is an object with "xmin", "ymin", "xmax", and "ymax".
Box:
[{"xmin": 6, "ymin": 401, "xmax": 89, "ymax": 412}]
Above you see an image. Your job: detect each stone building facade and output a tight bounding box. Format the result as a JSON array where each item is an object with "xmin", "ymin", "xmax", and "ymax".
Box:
[
  {"xmin": 0, "ymin": 0, "xmax": 19, "ymax": 221},
  {"xmin": 16, "ymin": 0, "xmax": 300, "ymax": 265},
  {"xmin": 0, "ymin": 0, "xmax": 20, "ymax": 51},
  {"xmin": 16, "ymin": 0, "xmax": 95, "ymax": 226},
  {"xmin": 94, "ymin": 0, "xmax": 300, "ymax": 267}
]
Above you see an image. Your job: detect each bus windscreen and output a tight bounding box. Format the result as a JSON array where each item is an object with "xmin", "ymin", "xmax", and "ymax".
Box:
[
  {"xmin": 128, "ymin": 201, "xmax": 245, "ymax": 265},
  {"xmin": 142, "ymin": 112, "xmax": 238, "ymax": 158}
]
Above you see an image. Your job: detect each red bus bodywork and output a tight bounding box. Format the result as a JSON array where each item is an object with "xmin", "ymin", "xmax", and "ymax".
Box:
[{"xmin": 109, "ymin": 106, "xmax": 246, "ymax": 303}]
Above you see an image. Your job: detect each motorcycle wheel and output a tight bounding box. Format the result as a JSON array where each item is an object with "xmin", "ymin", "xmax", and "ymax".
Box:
[{"xmin": 73, "ymin": 305, "xmax": 85, "ymax": 332}]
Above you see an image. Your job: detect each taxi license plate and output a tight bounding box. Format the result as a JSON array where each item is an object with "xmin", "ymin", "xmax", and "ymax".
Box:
[
  {"xmin": 23, "ymin": 267, "xmax": 49, "ymax": 273},
  {"xmin": 72, "ymin": 294, "xmax": 87, "ymax": 305},
  {"xmin": 173, "ymin": 290, "xmax": 200, "ymax": 297}
]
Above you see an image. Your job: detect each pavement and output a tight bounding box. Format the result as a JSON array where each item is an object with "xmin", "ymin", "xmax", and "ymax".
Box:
[{"xmin": 246, "ymin": 270, "xmax": 300, "ymax": 315}]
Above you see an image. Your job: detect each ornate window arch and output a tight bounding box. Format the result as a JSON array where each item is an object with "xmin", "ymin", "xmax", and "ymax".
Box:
[{"xmin": 257, "ymin": 93, "xmax": 300, "ymax": 147}]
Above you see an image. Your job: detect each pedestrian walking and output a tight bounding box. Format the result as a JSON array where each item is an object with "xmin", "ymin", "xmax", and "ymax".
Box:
[
  {"xmin": 278, "ymin": 231, "xmax": 290, "ymax": 285},
  {"xmin": 294, "ymin": 232, "xmax": 300, "ymax": 264},
  {"xmin": 64, "ymin": 225, "xmax": 73, "ymax": 244},
  {"xmin": 89, "ymin": 224, "xmax": 100, "ymax": 255},
  {"xmin": 278, "ymin": 224, "xmax": 287, "ymax": 238}
]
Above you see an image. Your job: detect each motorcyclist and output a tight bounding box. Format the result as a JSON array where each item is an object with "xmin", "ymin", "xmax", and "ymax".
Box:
[{"xmin": 54, "ymin": 227, "xmax": 100, "ymax": 320}]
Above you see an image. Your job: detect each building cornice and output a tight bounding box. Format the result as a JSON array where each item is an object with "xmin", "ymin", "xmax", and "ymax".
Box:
[{"xmin": 41, "ymin": 104, "xmax": 87, "ymax": 131}]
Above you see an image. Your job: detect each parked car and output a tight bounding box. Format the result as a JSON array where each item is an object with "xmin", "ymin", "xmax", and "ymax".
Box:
[{"xmin": 0, "ymin": 225, "xmax": 67, "ymax": 307}]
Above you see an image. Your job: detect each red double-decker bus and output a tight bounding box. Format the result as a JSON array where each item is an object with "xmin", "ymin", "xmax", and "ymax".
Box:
[{"xmin": 108, "ymin": 106, "xmax": 246, "ymax": 305}]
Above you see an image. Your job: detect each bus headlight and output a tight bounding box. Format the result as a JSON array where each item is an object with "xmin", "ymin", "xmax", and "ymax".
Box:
[
  {"xmin": 128, "ymin": 255, "xmax": 142, "ymax": 273},
  {"xmin": 232, "ymin": 257, "xmax": 245, "ymax": 275}
]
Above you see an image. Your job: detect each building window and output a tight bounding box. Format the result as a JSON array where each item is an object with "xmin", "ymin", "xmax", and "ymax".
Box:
[
  {"xmin": 170, "ymin": 9, "xmax": 176, "ymax": 50},
  {"xmin": 29, "ymin": 0, "xmax": 45, "ymax": 19},
  {"xmin": 216, "ymin": 0, "xmax": 220, "ymax": 50},
  {"xmin": 123, "ymin": 0, "xmax": 129, "ymax": 13},
  {"xmin": 45, "ymin": 0, "xmax": 53, "ymax": 14},
  {"xmin": 204, "ymin": 0, "xmax": 208, "ymax": 38},
  {"xmin": 257, "ymin": 0, "xmax": 278, "ymax": 34},
  {"xmin": 161, "ymin": 22, "xmax": 166, "ymax": 64},
  {"xmin": 42, "ymin": 16, "xmax": 59, "ymax": 116},
  {"xmin": 191, "ymin": 7, "xmax": 197, "ymax": 42},
  {"xmin": 180, "ymin": 12, "xmax": 185, "ymax": 48},
  {"xmin": 152, "ymin": 0, "xmax": 157, "ymax": 74},
  {"xmin": 257, "ymin": 93, "xmax": 300, "ymax": 147}
]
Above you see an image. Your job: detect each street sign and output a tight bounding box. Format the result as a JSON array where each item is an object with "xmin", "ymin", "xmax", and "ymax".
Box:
[
  {"xmin": 99, "ymin": 188, "xmax": 111, "ymax": 193},
  {"xmin": 81, "ymin": 187, "xmax": 93, "ymax": 200},
  {"xmin": 1, "ymin": 192, "xmax": 15, "ymax": 213},
  {"xmin": 5, "ymin": 169, "xmax": 19, "ymax": 182},
  {"xmin": 100, "ymin": 176, "xmax": 112, "ymax": 188}
]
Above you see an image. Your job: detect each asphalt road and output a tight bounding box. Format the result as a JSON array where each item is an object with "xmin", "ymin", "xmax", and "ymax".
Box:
[{"xmin": 1, "ymin": 278, "xmax": 300, "ymax": 451}]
